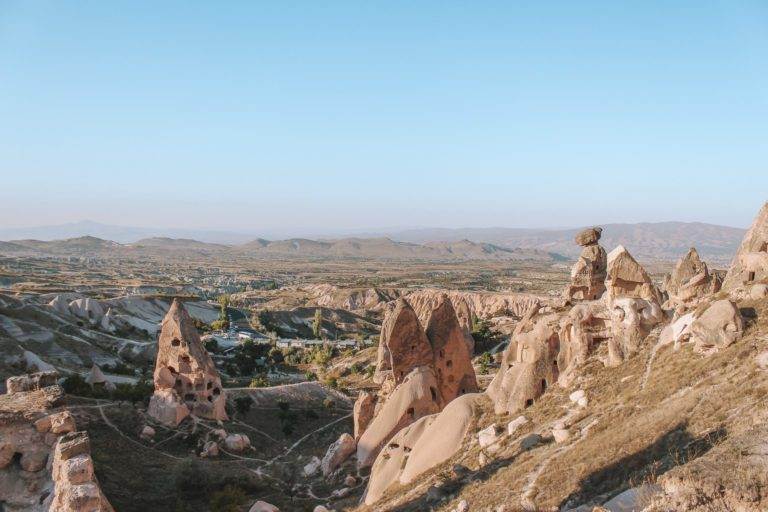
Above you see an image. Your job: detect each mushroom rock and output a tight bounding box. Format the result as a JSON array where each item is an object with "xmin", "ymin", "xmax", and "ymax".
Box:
[
  {"xmin": 487, "ymin": 314, "xmax": 560, "ymax": 415},
  {"xmin": 607, "ymin": 298, "xmax": 664, "ymax": 366},
  {"xmin": 353, "ymin": 391, "xmax": 376, "ymax": 441},
  {"xmin": 605, "ymin": 245, "xmax": 662, "ymax": 304},
  {"xmin": 565, "ymin": 227, "xmax": 607, "ymax": 302},
  {"xmin": 147, "ymin": 299, "xmax": 227, "ymax": 426},
  {"xmin": 424, "ymin": 295, "xmax": 478, "ymax": 402},
  {"xmin": 690, "ymin": 299, "xmax": 743, "ymax": 355},
  {"xmin": 556, "ymin": 302, "xmax": 612, "ymax": 386},
  {"xmin": 356, "ymin": 366, "xmax": 442, "ymax": 468},
  {"xmin": 382, "ymin": 299, "xmax": 433, "ymax": 384},
  {"xmin": 664, "ymin": 248, "xmax": 721, "ymax": 309},
  {"xmin": 364, "ymin": 393, "xmax": 485, "ymax": 505},
  {"xmin": 723, "ymin": 202, "xmax": 768, "ymax": 290}
]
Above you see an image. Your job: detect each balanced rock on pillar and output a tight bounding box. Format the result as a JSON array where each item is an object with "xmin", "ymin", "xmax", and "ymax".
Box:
[
  {"xmin": 148, "ymin": 299, "xmax": 227, "ymax": 426},
  {"xmin": 565, "ymin": 227, "xmax": 607, "ymax": 301}
]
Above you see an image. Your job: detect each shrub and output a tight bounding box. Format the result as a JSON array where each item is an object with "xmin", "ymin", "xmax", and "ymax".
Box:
[
  {"xmin": 204, "ymin": 337, "xmax": 219, "ymax": 353},
  {"xmin": 209, "ymin": 485, "xmax": 247, "ymax": 512},
  {"xmin": 234, "ymin": 396, "xmax": 253, "ymax": 414},
  {"xmin": 249, "ymin": 375, "xmax": 268, "ymax": 388}
]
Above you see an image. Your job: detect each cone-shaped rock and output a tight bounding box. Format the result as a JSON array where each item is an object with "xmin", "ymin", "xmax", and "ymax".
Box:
[
  {"xmin": 383, "ymin": 299, "xmax": 433, "ymax": 384},
  {"xmin": 723, "ymin": 202, "xmax": 768, "ymax": 290},
  {"xmin": 148, "ymin": 299, "xmax": 227, "ymax": 425},
  {"xmin": 605, "ymin": 245, "xmax": 662, "ymax": 304},
  {"xmin": 424, "ymin": 295, "xmax": 478, "ymax": 402},
  {"xmin": 664, "ymin": 247, "xmax": 721, "ymax": 308}
]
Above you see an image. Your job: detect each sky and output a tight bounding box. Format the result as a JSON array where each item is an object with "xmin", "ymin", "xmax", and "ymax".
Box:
[{"xmin": 1, "ymin": 1, "xmax": 767, "ymax": 234}]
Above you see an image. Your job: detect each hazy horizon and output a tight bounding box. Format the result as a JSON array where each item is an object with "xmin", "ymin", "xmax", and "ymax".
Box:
[{"xmin": 2, "ymin": 2, "xmax": 767, "ymax": 230}]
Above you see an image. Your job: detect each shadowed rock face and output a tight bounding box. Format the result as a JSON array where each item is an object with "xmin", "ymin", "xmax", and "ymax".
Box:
[
  {"xmin": 664, "ymin": 247, "xmax": 721, "ymax": 309},
  {"xmin": 383, "ymin": 299, "xmax": 434, "ymax": 384},
  {"xmin": 557, "ymin": 302, "xmax": 612, "ymax": 386},
  {"xmin": 148, "ymin": 299, "xmax": 227, "ymax": 426},
  {"xmin": 353, "ymin": 391, "xmax": 376, "ymax": 441},
  {"xmin": 723, "ymin": 202, "xmax": 768, "ymax": 290},
  {"xmin": 565, "ymin": 227, "xmax": 607, "ymax": 301},
  {"xmin": 425, "ymin": 295, "xmax": 478, "ymax": 402}
]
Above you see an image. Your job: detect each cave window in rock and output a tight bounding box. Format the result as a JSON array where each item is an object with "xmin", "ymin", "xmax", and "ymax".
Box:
[
  {"xmin": 430, "ymin": 387, "xmax": 437, "ymax": 401},
  {"xmin": 525, "ymin": 398, "xmax": 534, "ymax": 408},
  {"xmin": 207, "ymin": 396, "xmax": 213, "ymax": 402},
  {"xmin": 206, "ymin": 382, "xmax": 213, "ymax": 390},
  {"xmin": 184, "ymin": 393, "xmax": 196, "ymax": 402},
  {"xmin": 167, "ymin": 366, "xmax": 177, "ymax": 374},
  {"xmin": 174, "ymin": 378, "xmax": 182, "ymax": 388},
  {"xmin": 446, "ymin": 360, "xmax": 453, "ymax": 368},
  {"xmin": 747, "ymin": 271, "xmax": 756, "ymax": 282},
  {"xmin": 541, "ymin": 379, "xmax": 547, "ymax": 392},
  {"xmin": 171, "ymin": 338, "xmax": 181, "ymax": 347},
  {"xmin": 759, "ymin": 241, "xmax": 768, "ymax": 252},
  {"xmin": 406, "ymin": 407, "xmax": 414, "ymax": 418},
  {"xmin": 212, "ymin": 387, "xmax": 221, "ymax": 396}
]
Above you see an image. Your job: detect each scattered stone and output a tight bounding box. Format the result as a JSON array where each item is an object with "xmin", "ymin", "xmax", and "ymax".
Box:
[
  {"xmin": 322, "ymin": 433, "xmax": 356, "ymax": 477},
  {"xmin": 507, "ymin": 416, "xmax": 529, "ymax": 436},
  {"xmin": 140, "ymin": 425, "xmax": 156, "ymax": 439},
  {"xmin": 478, "ymin": 424, "xmax": 502, "ymax": 449},
  {"xmin": 569, "ymin": 390, "xmax": 585, "ymax": 403},
  {"xmin": 201, "ymin": 440, "xmax": 219, "ymax": 458},
  {"xmin": 344, "ymin": 474, "xmax": 356, "ymax": 487},
  {"xmin": 552, "ymin": 428, "xmax": 570, "ymax": 443},
  {"xmin": 303, "ymin": 456, "xmax": 321, "ymax": 477},
  {"xmin": 456, "ymin": 499, "xmax": 469, "ymax": 512},
  {"xmin": 224, "ymin": 433, "xmax": 250, "ymax": 452},
  {"xmin": 50, "ymin": 411, "xmax": 76, "ymax": 435},
  {"xmin": 249, "ymin": 501, "xmax": 280, "ymax": 512}
]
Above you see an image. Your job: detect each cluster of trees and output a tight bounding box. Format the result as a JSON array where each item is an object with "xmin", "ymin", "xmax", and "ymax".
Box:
[
  {"xmin": 61, "ymin": 374, "xmax": 154, "ymax": 404},
  {"xmin": 210, "ymin": 295, "xmax": 230, "ymax": 332}
]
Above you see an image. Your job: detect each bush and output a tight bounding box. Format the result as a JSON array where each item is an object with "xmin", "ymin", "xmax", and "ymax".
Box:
[
  {"xmin": 234, "ymin": 396, "xmax": 253, "ymax": 415},
  {"xmin": 204, "ymin": 337, "xmax": 219, "ymax": 353},
  {"xmin": 249, "ymin": 375, "xmax": 268, "ymax": 388},
  {"xmin": 209, "ymin": 485, "xmax": 247, "ymax": 512},
  {"xmin": 323, "ymin": 398, "xmax": 336, "ymax": 409},
  {"xmin": 61, "ymin": 374, "xmax": 91, "ymax": 396},
  {"xmin": 324, "ymin": 375, "xmax": 339, "ymax": 389}
]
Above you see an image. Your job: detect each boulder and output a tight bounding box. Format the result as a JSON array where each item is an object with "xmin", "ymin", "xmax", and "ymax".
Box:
[
  {"xmin": 321, "ymin": 433, "xmax": 356, "ymax": 477},
  {"xmin": 303, "ymin": 456, "xmax": 321, "ymax": 476},
  {"xmin": 249, "ymin": 501, "xmax": 280, "ymax": 512},
  {"xmin": 50, "ymin": 411, "xmax": 76, "ymax": 434},
  {"xmin": 552, "ymin": 428, "xmax": 570, "ymax": 443},
  {"xmin": 575, "ymin": 227, "xmax": 602, "ymax": 247},
  {"xmin": 690, "ymin": 300, "xmax": 743, "ymax": 355},
  {"xmin": 507, "ymin": 415, "xmax": 529, "ymax": 436},
  {"xmin": 224, "ymin": 433, "xmax": 250, "ymax": 452},
  {"xmin": 201, "ymin": 440, "xmax": 219, "ymax": 458}
]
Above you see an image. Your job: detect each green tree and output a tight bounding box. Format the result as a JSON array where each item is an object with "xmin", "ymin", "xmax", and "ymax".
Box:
[{"xmin": 312, "ymin": 308, "xmax": 323, "ymax": 339}]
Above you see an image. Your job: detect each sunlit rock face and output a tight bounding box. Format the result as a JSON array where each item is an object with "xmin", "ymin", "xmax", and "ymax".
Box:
[
  {"xmin": 663, "ymin": 247, "xmax": 721, "ymax": 310},
  {"xmin": 565, "ymin": 227, "xmax": 607, "ymax": 302},
  {"xmin": 148, "ymin": 299, "xmax": 227, "ymax": 426},
  {"xmin": 723, "ymin": 202, "xmax": 768, "ymax": 290}
]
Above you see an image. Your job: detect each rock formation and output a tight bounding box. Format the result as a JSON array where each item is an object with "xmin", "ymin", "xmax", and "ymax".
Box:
[
  {"xmin": 0, "ymin": 375, "xmax": 112, "ymax": 511},
  {"xmin": 364, "ymin": 393, "xmax": 484, "ymax": 505},
  {"xmin": 556, "ymin": 302, "xmax": 612, "ymax": 386},
  {"xmin": 564, "ymin": 227, "xmax": 607, "ymax": 301},
  {"xmin": 689, "ymin": 299, "xmax": 743, "ymax": 355},
  {"xmin": 723, "ymin": 202, "xmax": 768, "ymax": 290},
  {"xmin": 147, "ymin": 298, "xmax": 227, "ymax": 426},
  {"xmin": 605, "ymin": 245, "xmax": 662, "ymax": 304},
  {"xmin": 487, "ymin": 313, "xmax": 560, "ymax": 415},
  {"xmin": 383, "ymin": 299, "xmax": 434, "ymax": 384},
  {"xmin": 352, "ymin": 391, "xmax": 376, "ymax": 441},
  {"xmin": 663, "ymin": 247, "xmax": 721, "ymax": 310},
  {"xmin": 424, "ymin": 294, "xmax": 478, "ymax": 402},
  {"xmin": 6, "ymin": 371, "xmax": 59, "ymax": 394}
]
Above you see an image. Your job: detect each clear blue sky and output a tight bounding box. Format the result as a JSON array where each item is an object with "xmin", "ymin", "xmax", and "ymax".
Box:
[{"xmin": 1, "ymin": 1, "xmax": 766, "ymax": 233}]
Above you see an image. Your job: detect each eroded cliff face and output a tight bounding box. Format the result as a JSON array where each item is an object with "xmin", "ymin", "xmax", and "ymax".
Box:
[{"xmin": 1, "ymin": 377, "xmax": 112, "ymax": 512}]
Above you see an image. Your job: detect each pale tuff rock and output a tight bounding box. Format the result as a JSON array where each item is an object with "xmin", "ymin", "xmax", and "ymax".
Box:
[
  {"xmin": 552, "ymin": 428, "xmax": 570, "ymax": 443},
  {"xmin": 356, "ymin": 366, "xmax": 442, "ymax": 468},
  {"xmin": 690, "ymin": 299, "xmax": 743, "ymax": 355},
  {"xmin": 556, "ymin": 302, "xmax": 612, "ymax": 386},
  {"xmin": 68, "ymin": 297, "xmax": 106, "ymax": 324},
  {"xmin": 565, "ymin": 227, "xmax": 607, "ymax": 301},
  {"xmin": 365, "ymin": 393, "xmax": 483, "ymax": 505},
  {"xmin": 407, "ymin": 288, "xmax": 543, "ymax": 324},
  {"xmin": 425, "ymin": 294, "xmax": 479, "ymax": 402},
  {"xmin": 454, "ymin": 296, "xmax": 476, "ymax": 353},
  {"xmin": 46, "ymin": 431, "xmax": 114, "ymax": 512},
  {"xmin": 605, "ymin": 245, "xmax": 662, "ymax": 304},
  {"xmin": 352, "ymin": 391, "xmax": 376, "ymax": 441},
  {"xmin": 659, "ymin": 312, "xmax": 695, "ymax": 349},
  {"xmin": 723, "ymin": 201, "xmax": 768, "ymax": 290},
  {"xmin": 663, "ymin": 248, "xmax": 721, "ymax": 310},
  {"xmin": 384, "ymin": 299, "xmax": 434, "ymax": 384},
  {"xmin": 6, "ymin": 370, "xmax": 59, "ymax": 394},
  {"xmin": 86, "ymin": 364, "xmax": 116, "ymax": 391},
  {"xmin": 100, "ymin": 307, "xmax": 117, "ymax": 332},
  {"xmin": 321, "ymin": 433, "xmax": 356, "ymax": 477},
  {"xmin": 140, "ymin": 425, "xmax": 156, "ymax": 439},
  {"xmin": 148, "ymin": 299, "xmax": 227, "ymax": 426},
  {"xmin": 478, "ymin": 423, "xmax": 503, "ymax": 449},
  {"xmin": 48, "ymin": 295, "xmax": 70, "ymax": 314},
  {"xmin": 487, "ymin": 314, "xmax": 560, "ymax": 415},
  {"xmin": 507, "ymin": 415, "xmax": 529, "ymax": 436},
  {"xmin": 201, "ymin": 440, "xmax": 219, "ymax": 458},
  {"xmin": 224, "ymin": 433, "xmax": 251, "ymax": 452},
  {"xmin": 303, "ymin": 456, "xmax": 322, "ymax": 477},
  {"xmin": 249, "ymin": 501, "xmax": 281, "ymax": 512},
  {"xmin": 607, "ymin": 297, "xmax": 664, "ymax": 366}
]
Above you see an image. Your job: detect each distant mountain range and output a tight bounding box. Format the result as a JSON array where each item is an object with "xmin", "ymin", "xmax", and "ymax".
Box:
[
  {"xmin": 0, "ymin": 236, "xmax": 562, "ymax": 262},
  {"xmin": 0, "ymin": 220, "xmax": 746, "ymax": 263}
]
